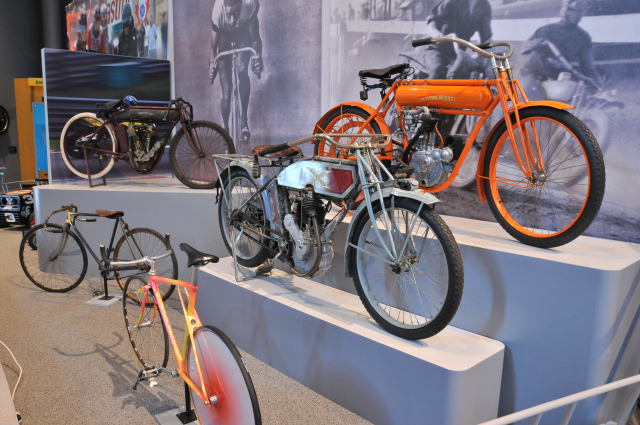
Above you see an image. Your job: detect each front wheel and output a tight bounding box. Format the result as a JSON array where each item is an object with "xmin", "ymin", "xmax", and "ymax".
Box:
[
  {"xmin": 114, "ymin": 228, "xmax": 178, "ymax": 303},
  {"xmin": 350, "ymin": 197, "xmax": 464, "ymax": 340},
  {"xmin": 19, "ymin": 223, "xmax": 88, "ymax": 292},
  {"xmin": 170, "ymin": 120, "xmax": 235, "ymax": 189},
  {"xmin": 187, "ymin": 326, "xmax": 262, "ymax": 425},
  {"xmin": 60, "ymin": 112, "xmax": 117, "ymax": 180},
  {"xmin": 482, "ymin": 106, "xmax": 605, "ymax": 248}
]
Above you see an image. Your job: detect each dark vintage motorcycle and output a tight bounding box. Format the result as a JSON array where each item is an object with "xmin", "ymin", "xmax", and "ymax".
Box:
[
  {"xmin": 213, "ymin": 133, "xmax": 464, "ymax": 340},
  {"xmin": 59, "ymin": 96, "xmax": 234, "ymax": 188}
]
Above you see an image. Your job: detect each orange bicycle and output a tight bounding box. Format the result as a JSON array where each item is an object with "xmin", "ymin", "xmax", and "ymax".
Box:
[
  {"xmin": 103, "ymin": 236, "xmax": 261, "ymax": 424},
  {"xmin": 314, "ymin": 36, "xmax": 605, "ymax": 248}
]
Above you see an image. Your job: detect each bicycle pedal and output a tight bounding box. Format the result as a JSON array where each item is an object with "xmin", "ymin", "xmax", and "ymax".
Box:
[{"xmin": 256, "ymin": 263, "xmax": 273, "ymax": 276}]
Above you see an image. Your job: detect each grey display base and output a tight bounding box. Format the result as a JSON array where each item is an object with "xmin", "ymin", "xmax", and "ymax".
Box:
[
  {"xmin": 85, "ymin": 292, "xmax": 122, "ymax": 307},
  {"xmin": 155, "ymin": 406, "xmax": 198, "ymax": 425},
  {"xmin": 197, "ymin": 257, "xmax": 505, "ymax": 425}
]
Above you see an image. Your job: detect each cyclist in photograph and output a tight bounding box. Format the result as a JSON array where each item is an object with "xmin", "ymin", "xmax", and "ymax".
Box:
[
  {"xmin": 420, "ymin": 0, "xmax": 492, "ymax": 79},
  {"xmin": 209, "ymin": 0, "xmax": 264, "ymax": 144},
  {"xmin": 87, "ymin": 7, "xmax": 106, "ymax": 53},
  {"xmin": 520, "ymin": 0, "xmax": 599, "ymax": 101},
  {"xmin": 118, "ymin": 3, "xmax": 138, "ymax": 57},
  {"xmin": 75, "ymin": 12, "xmax": 88, "ymax": 52}
]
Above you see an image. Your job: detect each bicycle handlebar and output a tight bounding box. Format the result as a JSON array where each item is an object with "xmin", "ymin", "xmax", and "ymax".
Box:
[
  {"xmin": 44, "ymin": 204, "xmax": 77, "ymax": 231},
  {"xmin": 412, "ymin": 36, "xmax": 514, "ymax": 60},
  {"xmin": 257, "ymin": 134, "xmax": 391, "ymax": 157},
  {"xmin": 101, "ymin": 233, "xmax": 173, "ymax": 268},
  {"xmin": 211, "ymin": 47, "xmax": 261, "ymax": 82}
]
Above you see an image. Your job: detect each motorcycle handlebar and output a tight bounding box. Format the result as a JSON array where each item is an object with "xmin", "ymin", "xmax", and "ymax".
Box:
[
  {"xmin": 257, "ymin": 134, "xmax": 391, "ymax": 157},
  {"xmin": 412, "ymin": 36, "xmax": 514, "ymax": 60}
]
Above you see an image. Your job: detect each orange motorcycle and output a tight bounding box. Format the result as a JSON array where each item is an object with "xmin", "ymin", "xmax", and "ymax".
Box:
[{"xmin": 313, "ymin": 36, "xmax": 605, "ymax": 248}]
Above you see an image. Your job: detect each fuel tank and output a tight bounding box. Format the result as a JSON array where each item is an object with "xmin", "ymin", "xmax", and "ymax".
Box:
[{"xmin": 395, "ymin": 84, "xmax": 493, "ymax": 110}]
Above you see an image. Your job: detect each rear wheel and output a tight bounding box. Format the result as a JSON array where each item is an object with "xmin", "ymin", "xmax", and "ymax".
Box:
[
  {"xmin": 314, "ymin": 105, "xmax": 383, "ymax": 158},
  {"xmin": 218, "ymin": 169, "xmax": 271, "ymax": 267},
  {"xmin": 170, "ymin": 120, "xmax": 235, "ymax": 189},
  {"xmin": 483, "ymin": 106, "xmax": 605, "ymax": 248},
  {"xmin": 19, "ymin": 223, "xmax": 87, "ymax": 292},
  {"xmin": 123, "ymin": 276, "xmax": 169, "ymax": 369},
  {"xmin": 60, "ymin": 112, "xmax": 116, "ymax": 180},
  {"xmin": 114, "ymin": 228, "xmax": 178, "ymax": 303},
  {"xmin": 187, "ymin": 326, "xmax": 261, "ymax": 425}
]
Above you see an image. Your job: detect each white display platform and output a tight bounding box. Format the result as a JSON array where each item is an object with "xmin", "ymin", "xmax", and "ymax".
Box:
[
  {"xmin": 35, "ymin": 179, "xmax": 640, "ymax": 424},
  {"xmin": 0, "ymin": 364, "xmax": 18, "ymax": 425},
  {"xmin": 197, "ymin": 257, "xmax": 505, "ymax": 425}
]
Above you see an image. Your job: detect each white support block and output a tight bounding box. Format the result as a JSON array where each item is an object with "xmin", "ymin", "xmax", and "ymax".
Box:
[{"xmin": 196, "ymin": 257, "xmax": 505, "ymax": 425}]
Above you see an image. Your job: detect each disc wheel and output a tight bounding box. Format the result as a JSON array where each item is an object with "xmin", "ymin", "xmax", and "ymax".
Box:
[
  {"xmin": 170, "ymin": 120, "xmax": 235, "ymax": 189},
  {"xmin": 60, "ymin": 112, "xmax": 117, "ymax": 180},
  {"xmin": 187, "ymin": 326, "xmax": 262, "ymax": 425},
  {"xmin": 482, "ymin": 106, "xmax": 605, "ymax": 248},
  {"xmin": 218, "ymin": 168, "xmax": 271, "ymax": 267},
  {"xmin": 350, "ymin": 197, "xmax": 464, "ymax": 340},
  {"xmin": 114, "ymin": 228, "xmax": 178, "ymax": 303},
  {"xmin": 19, "ymin": 223, "xmax": 88, "ymax": 292},
  {"xmin": 123, "ymin": 276, "xmax": 169, "ymax": 369},
  {"xmin": 314, "ymin": 105, "xmax": 382, "ymax": 158}
]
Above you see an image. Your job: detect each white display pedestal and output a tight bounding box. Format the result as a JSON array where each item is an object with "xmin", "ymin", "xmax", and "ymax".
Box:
[
  {"xmin": 35, "ymin": 179, "xmax": 640, "ymax": 424},
  {"xmin": 197, "ymin": 258, "xmax": 505, "ymax": 425},
  {"xmin": 0, "ymin": 364, "xmax": 18, "ymax": 425}
]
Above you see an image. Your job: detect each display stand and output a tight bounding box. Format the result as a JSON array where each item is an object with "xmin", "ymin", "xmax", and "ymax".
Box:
[
  {"xmin": 84, "ymin": 145, "xmax": 107, "ymax": 188},
  {"xmin": 196, "ymin": 257, "xmax": 505, "ymax": 425}
]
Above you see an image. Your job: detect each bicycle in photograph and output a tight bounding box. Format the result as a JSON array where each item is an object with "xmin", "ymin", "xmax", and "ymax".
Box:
[
  {"xmin": 214, "ymin": 133, "xmax": 463, "ymax": 340},
  {"xmin": 211, "ymin": 47, "xmax": 261, "ymax": 148},
  {"xmin": 314, "ymin": 36, "xmax": 606, "ymax": 248},
  {"xmin": 18, "ymin": 204, "xmax": 177, "ymax": 300},
  {"xmin": 108, "ymin": 236, "xmax": 261, "ymax": 424},
  {"xmin": 59, "ymin": 97, "xmax": 234, "ymax": 189}
]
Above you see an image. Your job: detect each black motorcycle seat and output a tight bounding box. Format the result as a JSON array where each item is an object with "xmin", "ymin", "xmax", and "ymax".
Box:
[
  {"xmin": 116, "ymin": 108, "xmax": 180, "ymax": 122},
  {"xmin": 252, "ymin": 144, "xmax": 302, "ymax": 159},
  {"xmin": 359, "ymin": 63, "xmax": 409, "ymax": 80},
  {"xmin": 179, "ymin": 243, "xmax": 219, "ymax": 268}
]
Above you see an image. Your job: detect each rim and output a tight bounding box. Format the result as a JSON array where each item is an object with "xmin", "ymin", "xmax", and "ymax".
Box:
[
  {"xmin": 318, "ymin": 112, "xmax": 377, "ymax": 158},
  {"xmin": 222, "ymin": 176, "xmax": 264, "ymax": 260},
  {"xmin": 489, "ymin": 116, "xmax": 591, "ymax": 238},
  {"xmin": 356, "ymin": 206, "xmax": 449, "ymax": 330},
  {"xmin": 61, "ymin": 114, "xmax": 115, "ymax": 178},
  {"xmin": 123, "ymin": 277, "xmax": 167, "ymax": 369},
  {"xmin": 173, "ymin": 125, "xmax": 230, "ymax": 186},
  {"xmin": 188, "ymin": 328, "xmax": 257, "ymax": 424}
]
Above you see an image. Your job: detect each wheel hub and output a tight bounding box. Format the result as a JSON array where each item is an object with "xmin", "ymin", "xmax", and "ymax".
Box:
[{"xmin": 532, "ymin": 171, "xmax": 547, "ymax": 185}]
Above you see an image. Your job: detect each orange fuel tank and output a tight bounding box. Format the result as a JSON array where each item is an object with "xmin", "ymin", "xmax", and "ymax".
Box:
[{"xmin": 395, "ymin": 84, "xmax": 493, "ymax": 110}]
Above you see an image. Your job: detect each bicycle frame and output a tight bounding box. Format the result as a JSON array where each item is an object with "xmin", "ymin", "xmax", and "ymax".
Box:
[
  {"xmin": 314, "ymin": 40, "xmax": 575, "ymax": 201},
  {"xmin": 135, "ymin": 269, "xmax": 216, "ymax": 405}
]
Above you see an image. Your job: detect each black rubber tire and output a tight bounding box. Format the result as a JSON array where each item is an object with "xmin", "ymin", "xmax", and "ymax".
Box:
[
  {"xmin": 482, "ymin": 106, "xmax": 605, "ymax": 248},
  {"xmin": 349, "ymin": 197, "xmax": 464, "ymax": 340},
  {"xmin": 114, "ymin": 227, "xmax": 178, "ymax": 302},
  {"xmin": 314, "ymin": 105, "xmax": 382, "ymax": 156},
  {"xmin": 19, "ymin": 223, "xmax": 88, "ymax": 292},
  {"xmin": 187, "ymin": 326, "xmax": 262, "ymax": 425},
  {"xmin": 170, "ymin": 120, "xmax": 235, "ymax": 189},
  {"xmin": 218, "ymin": 168, "xmax": 271, "ymax": 268},
  {"xmin": 123, "ymin": 276, "xmax": 170, "ymax": 369}
]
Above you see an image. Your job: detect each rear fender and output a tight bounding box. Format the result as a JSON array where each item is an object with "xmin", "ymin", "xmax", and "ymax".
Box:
[
  {"xmin": 313, "ymin": 102, "xmax": 391, "ymax": 136},
  {"xmin": 344, "ymin": 187, "xmax": 440, "ymax": 277},
  {"xmin": 475, "ymin": 101, "xmax": 574, "ymax": 201}
]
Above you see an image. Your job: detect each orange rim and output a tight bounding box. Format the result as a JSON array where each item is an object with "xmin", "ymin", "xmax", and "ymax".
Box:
[
  {"xmin": 488, "ymin": 116, "xmax": 591, "ymax": 238},
  {"xmin": 316, "ymin": 113, "xmax": 378, "ymax": 159}
]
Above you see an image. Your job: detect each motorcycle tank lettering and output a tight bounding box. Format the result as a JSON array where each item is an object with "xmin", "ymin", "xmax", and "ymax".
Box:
[{"xmin": 396, "ymin": 85, "xmax": 493, "ymax": 110}]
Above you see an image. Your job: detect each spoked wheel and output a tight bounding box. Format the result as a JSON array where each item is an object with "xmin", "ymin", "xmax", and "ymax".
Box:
[
  {"xmin": 218, "ymin": 169, "xmax": 271, "ymax": 267},
  {"xmin": 114, "ymin": 228, "xmax": 178, "ymax": 303},
  {"xmin": 170, "ymin": 120, "xmax": 235, "ymax": 189},
  {"xmin": 123, "ymin": 276, "xmax": 169, "ymax": 369},
  {"xmin": 349, "ymin": 197, "xmax": 464, "ymax": 340},
  {"xmin": 187, "ymin": 326, "xmax": 261, "ymax": 425},
  {"xmin": 314, "ymin": 105, "xmax": 382, "ymax": 158},
  {"xmin": 19, "ymin": 223, "xmax": 88, "ymax": 292},
  {"xmin": 482, "ymin": 106, "xmax": 605, "ymax": 248},
  {"xmin": 59, "ymin": 112, "xmax": 117, "ymax": 180}
]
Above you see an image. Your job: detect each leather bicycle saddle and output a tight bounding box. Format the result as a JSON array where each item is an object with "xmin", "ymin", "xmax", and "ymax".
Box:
[
  {"xmin": 359, "ymin": 63, "xmax": 409, "ymax": 80},
  {"xmin": 179, "ymin": 243, "xmax": 219, "ymax": 268},
  {"xmin": 95, "ymin": 210, "xmax": 124, "ymax": 219},
  {"xmin": 252, "ymin": 144, "xmax": 302, "ymax": 159}
]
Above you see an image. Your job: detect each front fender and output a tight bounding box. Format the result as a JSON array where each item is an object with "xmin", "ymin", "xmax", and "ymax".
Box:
[
  {"xmin": 475, "ymin": 101, "xmax": 574, "ymax": 202},
  {"xmin": 344, "ymin": 187, "xmax": 440, "ymax": 278}
]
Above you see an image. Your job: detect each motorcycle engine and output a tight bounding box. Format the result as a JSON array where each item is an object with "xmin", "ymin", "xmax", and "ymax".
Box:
[
  {"xmin": 284, "ymin": 193, "xmax": 333, "ymax": 277},
  {"xmin": 400, "ymin": 107, "xmax": 455, "ymax": 187},
  {"xmin": 127, "ymin": 124, "xmax": 161, "ymax": 166}
]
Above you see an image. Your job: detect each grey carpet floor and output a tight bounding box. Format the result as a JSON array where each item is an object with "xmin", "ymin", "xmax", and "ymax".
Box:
[{"xmin": 0, "ymin": 226, "xmax": 372, "ymax": 425}]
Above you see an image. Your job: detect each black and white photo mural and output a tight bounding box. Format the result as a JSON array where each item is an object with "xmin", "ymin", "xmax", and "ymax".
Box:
[{"xmin": 174, "ymin": 0, "xmax": 640, "ymax": 243}]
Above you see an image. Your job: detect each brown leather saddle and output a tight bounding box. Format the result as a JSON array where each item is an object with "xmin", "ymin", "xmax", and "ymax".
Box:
[
  {"xmin": 251, "ymin": 144, "xmax": 302, "ymax": 159},
  {"xmin": 95, "ymin": 210, "xmax": 124, "ymax": 219}
]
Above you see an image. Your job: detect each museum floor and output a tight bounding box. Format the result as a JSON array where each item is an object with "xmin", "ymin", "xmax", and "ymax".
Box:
[{"xmin": 0, "ymin": 226, "xmax": 371, "ymax": 425}]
